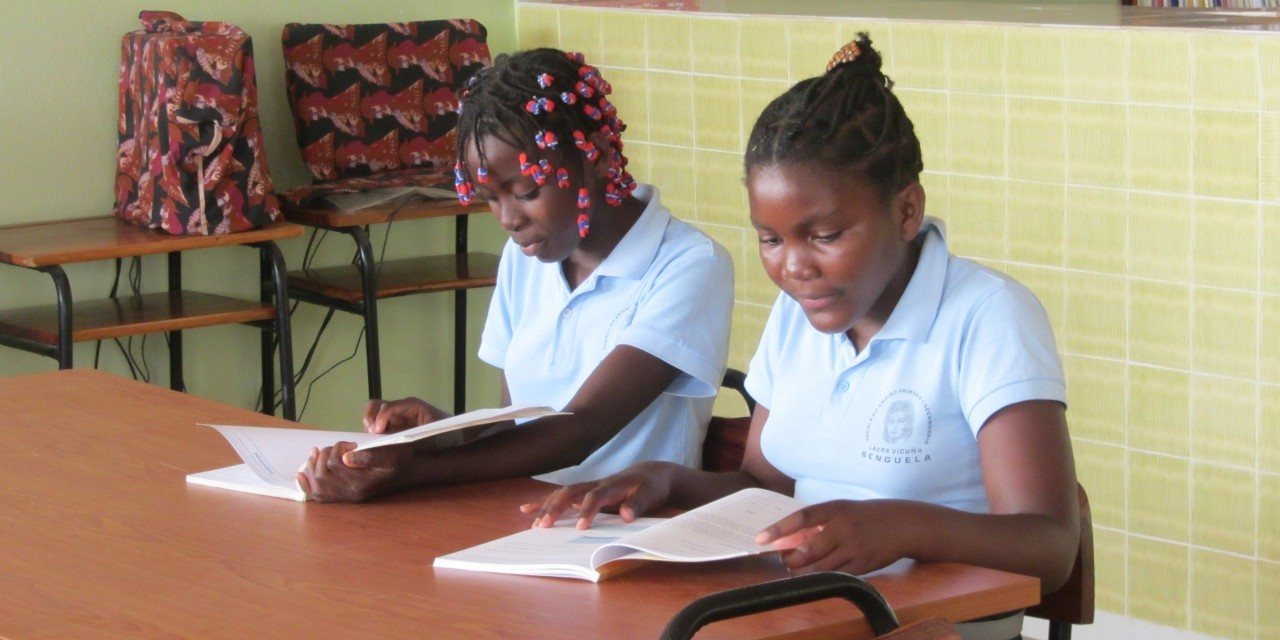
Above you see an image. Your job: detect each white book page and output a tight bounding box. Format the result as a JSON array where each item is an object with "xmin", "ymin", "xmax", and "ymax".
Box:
[
  {"xmin": 186, "ymin": 463, "xmax": 307, "ymax": 501},
  {"xmin": 356, "ymin": 405, "xmax": 565, "ymax": 452},
  {"xmin": 201, "ymin": 425, "xmax": 378, "ymax": 487},
  {"xmin": 434, "ymin": 515, "xmax": 661, "ymax": 580},
  {"xmin": 592, "ymin": 488, "xmax": 804, "ymax": 566}
]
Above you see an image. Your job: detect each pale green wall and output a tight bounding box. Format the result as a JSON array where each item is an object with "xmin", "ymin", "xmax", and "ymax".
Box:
[{"xmin": 0, "ymin": 1, "xmax": 516, "ymax": 429}]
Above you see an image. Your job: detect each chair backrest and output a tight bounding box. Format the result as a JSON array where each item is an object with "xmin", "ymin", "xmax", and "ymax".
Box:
[
  {"xmin": 659, "ymin": 572, "xmax": 960, "ymax": 640},
  {"xmin": 281, "ymin": 19, "xmax": 490, "ymax": 183},
  {"xmin": 1026, "ymin": 483, "xmax": 1095, "ymax": 634},
  {"xmin": 701, "ymin": 368, "xmax": 754, "ymax": 473}
]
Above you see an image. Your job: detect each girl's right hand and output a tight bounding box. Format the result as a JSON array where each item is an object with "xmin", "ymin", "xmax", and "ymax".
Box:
[
  {"xmin": 362, "ymin": 397, "xmax": 450, "ymax": 434},
  {"xmin": 520, "ymin": 461, "xmax": 674, "ymax": 529}
]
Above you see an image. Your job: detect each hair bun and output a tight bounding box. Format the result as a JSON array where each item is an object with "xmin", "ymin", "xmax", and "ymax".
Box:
[{"xmin": 826, "ymin": 39, "xmax": 863, "ymax": 73}]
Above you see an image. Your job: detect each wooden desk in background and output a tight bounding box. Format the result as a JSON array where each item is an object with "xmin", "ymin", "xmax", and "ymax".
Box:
[
  {"xmin": 0, "ymin": 216, "xmax": 303, "ymax": 419},
  {"xmin": 283, "ymin": 196, "xmax": 497, "ymax": 413},
  {"xmin": 0, "ymin": 369, "xmax": 1038, "ymax": 639}
]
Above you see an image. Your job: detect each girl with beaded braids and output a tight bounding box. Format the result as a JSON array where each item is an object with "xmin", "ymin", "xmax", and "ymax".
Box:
[
  {"xmin": 527, "ymin": 35, "xmax": 1078, "ymax": 637},
  {"xmin": 299, "ymin": 48, "xmax": 735, "ymax": 503}
]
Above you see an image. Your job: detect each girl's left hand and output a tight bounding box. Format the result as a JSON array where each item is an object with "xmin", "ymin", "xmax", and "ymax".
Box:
[{"xmin": 755, "ymin": 500, "xmax": 907, "ymax": 575}]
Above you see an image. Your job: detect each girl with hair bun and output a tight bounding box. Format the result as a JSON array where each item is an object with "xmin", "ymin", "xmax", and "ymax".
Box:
[
  {"xmin": 299, "ymin": 48, "xmax": 734, "ymax": 503},
  {"xmin": 528, "ymin": 35, "xmax": 1078, "ymax": 640}
]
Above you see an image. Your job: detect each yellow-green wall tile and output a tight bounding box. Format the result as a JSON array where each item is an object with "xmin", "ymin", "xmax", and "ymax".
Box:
[
  {"xmin": 599, "ymin": 10, "xmax": 646, "ymax": 69},
  {"xmin": 516, "ymin": 5, "xmax": 559, "ymax": 49},
  {"xmin": 1193, "ymin": 287, "xmax": 1258, "ymax": 380},
  {"xmin": 788, "ymin": 19, "xmax": 842, "ymax": 81},
  {"xmin": 1193, "ymin": 33, "xmax": 1259, "ymax": 111},
  {"xmin": 1263, "ymin": 385, "xmax": 1280, "ymax": 474},
  {"xmin": 1075, "ymin": 440, "xmax": 1126, "ymax": 529},
  {"xmin": 1263, "ymin": 295, "xmax": 1280, "ymax": 385},
  {"xmin": 948, "ymin": 25, "xmax": 1005, "ymax": 95},
  {"xmin": 729, "ymin": 303, "xmax": 770, "ymax": 372},
  {"xmin": 1065, "ymin": 187, "xmax": 1126, "ymax": 275},
  {"xmin": 888, "ymin": 22, "xmax": 948, "ymax": 90},
  {"xmin": 1192, "ymin": 462, "xmax": 1256, "ymax": 555},
  {"xmin": 623, "ymin": 141, "xmax": 651, "ymax": 185},
  {"xmin": 1262, "ymin": 113, "xmax": 1280, "ymax": 203},
  {"xmin": 1265, "ymin": 205, "xmax": 1280, "ymax": 295},
  {"xmin": 693, "ymin": 76, "xmax": 742, "ymax": 153},
  {"xmin": 920, "ymin": 172, "xmax": 949, "ymax": 222},
  {"xmin": 1193, "ymin": 199, "xmax": 1258, "ymax": 290},
  {"xmin": 1128, "ymin": 536, "xmax": 1189, "ymax": 628},
  {"xmin": 1008, "ymin": 98, "xmax": 1065, "ymax": 183},
  {"xmin": 1007, "ymin": 28, "xmax": 1065, "ymax": 98},
  {"xmin": 647, "ymin": 71, "xmax": 694, "ymax": 146},
  {"xmin": 1007, "ymin": 182, "xmax": 1064, "ymax": 266},
  {"xmin": 1193, "ymin": 110, "xmax": 1259, "ymax": 201},
  {"xmin": 557, "ymin": 9, "xmax": 603, "ymax": 63},
  {"xmin": 1129, "ymin": 106, "xmax": 1193, "ymax": 194},
  {"xmin": 1094, "ymin": 529, "xmax": 1126, "ymax": 612},
  {"xmin": 1263, "ymin": 37, "xmax": 1280, "ymax": 112},
  {"xmin": 739, "ymin": 18, "xmax": 789, "ymax": 82},
  {"xmin": 1128, "ymin": 365, "xmax": 1191, "ymax": 457},
  {"xmin": 1064, "ymin": 272, "xmax": 1126, "ymax": 360},
  {"xmin": 691, "ymin": 17, "xmax": 740, "ymax": 77},
  {"xmin": 949, "ymin": 93, "xmax": 1007, "ymax": 178},
  {"xmin": 605, "ymin": 67, "xmax": 650, "ymax": 143},
  {"xmin": 1189, "ymin": 549, "xmax": 1256, "ymax": 640},
  {"xmin": 1129, "ymin": 280, "xmax": 1191, "ymax": 370},
  {"xmin": 647, "ymin": 144, "xmax": 696, "ymax": 218},
  {"xmin": 645, "ymin": 14, "xmax": 691, "ymax": 72},
  {"xmin": 1261, "ymin": 473, "xmax": 1280, "ymax": 562},
  {"xmin": 696, "ymin": 223, "xmax": 749, "ymax": 301},
  {"xmin": 1129, "ymin": 451, "xmax": 1189, "ymax": 541},
  {"xmin": 1129, "ymin": 192, "xmax": 1192, "ymax": 283},
  {"xmin": 897, "ymin": 89, "xmax": 950, "ymax": 174},
  {"xmin": 740, "ymin": 78, "xmax": 789, "ymax": 146},
  {"xmin": 1064, "ymin": 355, "xmax": 1125, "ymax": 445},
  {"xmin": 1129, "ymin": 30, "xmax": 1193, "ymax": 107},
  {"xmin": 1192, "ymin": 375, "xmax": 1257, "ymax": 469},
  {"xmin": 946, "ymin": 176, "xmax": 1005, "ymax": 260},
  {"xmin": 1066, "ymin": 29, "xmax": 1126, "ymax": 103},
  {"xmin": 1066, "ymin": 101, "xmax": 1127, "ymax": 190},
  {"xmin": 693, "ymin": 149, "xmax": 747, "ymax": 227}
]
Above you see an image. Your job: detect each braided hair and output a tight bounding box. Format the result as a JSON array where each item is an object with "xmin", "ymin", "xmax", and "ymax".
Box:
[
  {"xmin": 745, "ymin": 33, "xmax": 922, "ymax": 205},
  {"xmin": 452, "ymin": 48, "xmax": 635, "ymax": 214}
]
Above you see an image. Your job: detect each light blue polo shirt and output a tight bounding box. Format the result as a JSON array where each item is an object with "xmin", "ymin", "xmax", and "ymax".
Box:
[
  {"xmin": 746, "ymin": 218, "xmax": 1065, "ymax": 512},
  {"xmin": 479, "ymin": 184, "xmax": 734, "ymax": 484}
]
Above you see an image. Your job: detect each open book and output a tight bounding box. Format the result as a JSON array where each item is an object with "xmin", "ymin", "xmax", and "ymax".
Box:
[
  {"xmin": 433, "ymin": 488, "xmax": 806, "ymax": 582},
  {"xmin": 186, "ymin": 405, "xmax": 563, "ymax": 501}
]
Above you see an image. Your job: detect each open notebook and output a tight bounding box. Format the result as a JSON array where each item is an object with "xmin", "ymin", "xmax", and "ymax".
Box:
[
  {"xmin": 187, "ymin": 405, "xmax": 563, "ymax": 501},
  {"xmin": 434, "ymin": 488, "xmax": 805, "ymax": 582}
]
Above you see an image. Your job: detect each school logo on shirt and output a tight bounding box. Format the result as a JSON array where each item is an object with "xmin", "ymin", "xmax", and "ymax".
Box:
[
  {"xmin": 600, "ymin": 301, "xmax": 638, "ymax": 350},
  {"xmin": 862, "ymin": 388, "xmax": 934, "ymax": 464}
]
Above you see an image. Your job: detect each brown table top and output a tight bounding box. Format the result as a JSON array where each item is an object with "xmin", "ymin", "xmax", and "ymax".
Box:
[
  {"xmin": 0, "ymin": 369, "xmax": 1038, "ymax": 639},
  {"xmin": 0, "ymin": 216, "xmax": 303, "ymax": 268}
]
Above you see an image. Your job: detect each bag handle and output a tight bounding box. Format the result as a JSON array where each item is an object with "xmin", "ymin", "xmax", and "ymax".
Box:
[{"xmin": 658, "ymin": 572, "xmax": 901, "ymax": 640}]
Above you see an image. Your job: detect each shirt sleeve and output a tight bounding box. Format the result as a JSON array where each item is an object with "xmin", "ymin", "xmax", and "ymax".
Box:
[
  {"xmin": 959, "ymin": 281, "xmax": 1067, "ymax": 435},
  {"xmin": 617, "ymin": 240, "xmax": 734, "ymax": 398},
  {"xmin": 477, "ymin": 240, "xmax": 519, "ymax": 370}
]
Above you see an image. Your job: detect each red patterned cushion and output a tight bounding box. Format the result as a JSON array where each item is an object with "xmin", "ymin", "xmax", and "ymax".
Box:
[{"xmin": 282, "ymin": 20, "xmax": 490, "ymax": 184}]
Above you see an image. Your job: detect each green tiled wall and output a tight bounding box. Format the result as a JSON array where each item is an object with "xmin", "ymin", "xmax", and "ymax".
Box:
[{"xmin": 519, "ymin": 6, "xmax": 1278, "ymax": 637}]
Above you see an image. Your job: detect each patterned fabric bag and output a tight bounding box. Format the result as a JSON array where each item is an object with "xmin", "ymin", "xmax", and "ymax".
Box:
[
  {"xmin": 115, "ymin": 11, "xmax": 281, "ymax": 234},
  {"xmin": 280, "ymin": 20, "xmax": 490, "ymax": 207}
]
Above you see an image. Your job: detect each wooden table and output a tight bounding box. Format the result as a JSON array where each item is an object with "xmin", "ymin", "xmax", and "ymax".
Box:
[
  {"xmin": 0, "ymin": 216, "xmax": 302, "ymax": 419},
  {"xmin": 0, "ymin": 369, "xmax": 1038, "ymax": 639}
]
